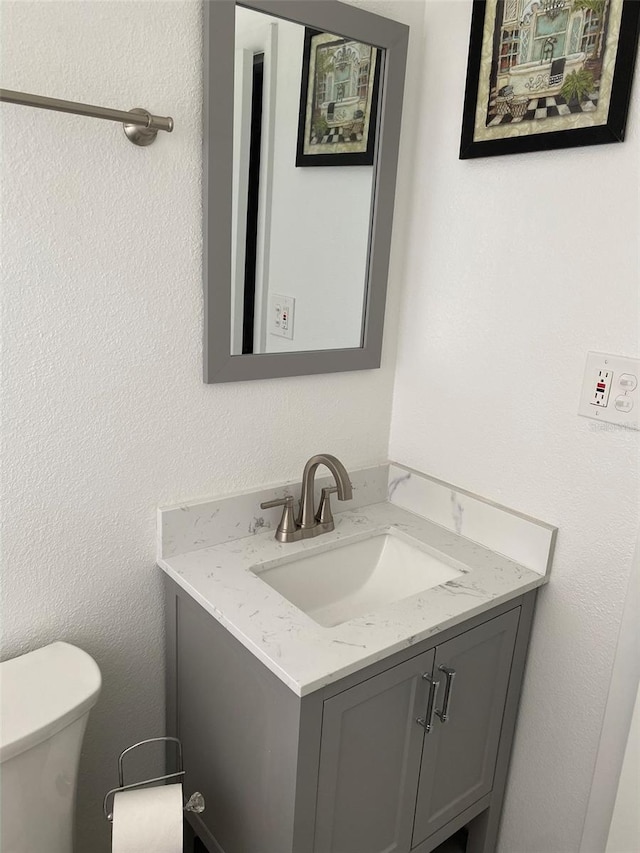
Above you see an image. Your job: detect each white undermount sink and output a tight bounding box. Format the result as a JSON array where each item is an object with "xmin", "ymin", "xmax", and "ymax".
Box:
[{"xmin": 252, "ymin": 529, "xmax": 464, "ymax": 628}]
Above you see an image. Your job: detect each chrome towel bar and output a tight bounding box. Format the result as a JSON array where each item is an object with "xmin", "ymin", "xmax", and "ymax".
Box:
[{"xmin": 0, "ymin": 88, "xmax": 174, "ymax": 146}]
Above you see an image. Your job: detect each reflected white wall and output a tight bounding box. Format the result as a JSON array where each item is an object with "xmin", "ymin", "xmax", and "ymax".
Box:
[{"xmin": 234, "ymin": 9, "xmax": 375, "ymax": 354}]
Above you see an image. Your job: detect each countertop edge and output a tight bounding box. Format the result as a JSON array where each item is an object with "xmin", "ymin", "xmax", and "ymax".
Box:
[{"xmin": 158, "ymin": 553, "xmax": 547, "ymax": 698}]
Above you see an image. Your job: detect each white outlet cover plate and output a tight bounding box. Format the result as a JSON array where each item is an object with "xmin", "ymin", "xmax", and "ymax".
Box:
[
  {"xmin": 270, "ymin": 293, "xmax": 295, "ymax": 340},
  {"xmin": 578, "ymin": 351, "xmax": 639, "ymax": 431}
]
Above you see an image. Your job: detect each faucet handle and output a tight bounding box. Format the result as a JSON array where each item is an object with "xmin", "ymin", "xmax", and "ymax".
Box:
[
  {"xmin": 316, "ymin": 486, "xmax": 338, "ymax": 526},
  {"xmin": 260, "ymin": 496, "xmax": 298, "ymax": 543},
  {"xmin": 260, "ymin": 496, "xmax": 294, "ymax": 510}
]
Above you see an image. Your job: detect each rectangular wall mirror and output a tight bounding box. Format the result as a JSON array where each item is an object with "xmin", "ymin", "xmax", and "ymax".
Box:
[{"xmin": 204, "ymin": 0, "xmax": 409, "ymax": 383}]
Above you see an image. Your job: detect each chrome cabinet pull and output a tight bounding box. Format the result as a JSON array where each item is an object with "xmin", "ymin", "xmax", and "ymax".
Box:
[
  {"xmin": 416, "ymin": 674, "xmax": 440, "ymax": 732},
  {"xmin": 435, "ymin": 665, "xmax": 456, "ymax": 723}
]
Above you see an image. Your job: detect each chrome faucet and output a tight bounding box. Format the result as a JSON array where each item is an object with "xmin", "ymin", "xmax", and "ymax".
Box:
[{"xmin": 260, "ymin": 454, "xmax": 353, "ymax": 543}]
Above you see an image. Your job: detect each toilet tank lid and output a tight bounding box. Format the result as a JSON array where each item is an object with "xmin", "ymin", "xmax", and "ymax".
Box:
[{"xmin": 0, "ymin": 642, "xmax": 101, "ymax": 763}]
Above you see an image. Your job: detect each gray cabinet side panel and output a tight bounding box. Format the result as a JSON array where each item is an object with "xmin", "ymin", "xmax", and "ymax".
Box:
[
  {"xmin": 173, "ymin": 586, "xmax": 300, "ymax": 853},
  {"xmin": 292, "ymin": 691, "xmax": 325, "ymax": 853},
  {"xmin": 412, "ymin": 608, "xmax": 520, "ymax": 847},
  {"xmin": 165, "ymin": 581, "xmax": 179, "ymax": 751},
  {"xmin": 465, "ymin": 590, "xmax": 537, "ymax": 853},
  {"xmin": 314, "ymin": 649, "xmax": 435, "ymax": 853}
]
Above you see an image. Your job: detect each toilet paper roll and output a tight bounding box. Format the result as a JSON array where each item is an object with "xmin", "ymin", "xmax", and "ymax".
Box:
[{"xmin": 112, "ymin": 783, "xmax": 183, "ymax": 853}]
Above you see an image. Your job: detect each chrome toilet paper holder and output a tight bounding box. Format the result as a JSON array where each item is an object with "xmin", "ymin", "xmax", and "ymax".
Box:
[{"xmin": 103, "ymin": 736, "xmax": 205, "ymax": 822}]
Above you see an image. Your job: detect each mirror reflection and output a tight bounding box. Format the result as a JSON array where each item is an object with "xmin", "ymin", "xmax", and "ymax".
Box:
[{"xmin": 231, "ymin": 6, "xmax": 383, "ymax": 355}]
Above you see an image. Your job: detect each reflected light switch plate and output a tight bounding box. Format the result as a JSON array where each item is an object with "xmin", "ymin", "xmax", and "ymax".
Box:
[{"xmin": 578, "ymin": 352, "xmax": 639, "ymax": 431}]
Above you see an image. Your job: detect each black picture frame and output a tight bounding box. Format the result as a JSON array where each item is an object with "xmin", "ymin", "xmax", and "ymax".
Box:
[
  {"xmin": 460, "ymin": 0, "xmax": 640, "ymax": 159},
  {"xmin": 296, "ymin": 28, "xmax": 382, "ymax": 167}
]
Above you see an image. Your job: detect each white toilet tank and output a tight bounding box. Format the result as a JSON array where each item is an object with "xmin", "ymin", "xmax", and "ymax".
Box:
[{"xmin": 0, "ymin": 642, "xmax": 101, "ymax": 853}]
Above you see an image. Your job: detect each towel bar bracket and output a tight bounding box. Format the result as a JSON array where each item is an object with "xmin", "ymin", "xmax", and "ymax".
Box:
[{"xmin": 123, "ymin": 108, "xmax": 162, "ymax": 147}]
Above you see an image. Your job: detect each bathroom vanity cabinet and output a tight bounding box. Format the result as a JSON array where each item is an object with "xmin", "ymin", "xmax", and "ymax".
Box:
[{"xmin": 165, "ymin": 580, "xmax": 536, "ymax": 853}]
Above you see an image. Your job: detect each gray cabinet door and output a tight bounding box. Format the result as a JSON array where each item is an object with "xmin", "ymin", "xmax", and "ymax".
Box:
[
  {"xmin": 314, "ymin": 648, "xmax": 435, "ymax": 853},
  {"xmin": 411, "ymin": 608, "xmax": 520, "ymax": 848}
]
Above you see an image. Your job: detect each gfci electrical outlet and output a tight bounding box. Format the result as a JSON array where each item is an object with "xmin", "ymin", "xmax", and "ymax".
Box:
[
  {"xmin": 590, "ymin": 368, "xmax": 612, "ymax": 407},
  {"xmin": 578, "ymin": 352, "xmax": 640, "ymax": 431},
  {"xmin": 270, "ymin": 293, "xmax": 295, "ymax": 340}
]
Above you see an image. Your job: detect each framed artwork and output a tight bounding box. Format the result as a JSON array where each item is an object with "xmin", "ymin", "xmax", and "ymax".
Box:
[
  {"xmin": 460, "ymin": 0, "xmax": 640, "ymax": 159},
  {"xmin": 296, "ymin": 28, "xmax": 382, "ymax": 166}
]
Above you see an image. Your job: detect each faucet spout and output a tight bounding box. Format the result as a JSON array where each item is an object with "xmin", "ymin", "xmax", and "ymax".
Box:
[
  {"xmin": 261, "ymin": 454, "xmax": 354, "ymax": 542},
  {"xmin": 298, "ymin": 454, "xmax": 353, "ymax": 529}
]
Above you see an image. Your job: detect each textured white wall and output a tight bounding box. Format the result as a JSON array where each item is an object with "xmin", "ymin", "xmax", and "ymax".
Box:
[
  {"xmin": 0, "ymin": 1, "xmax": 423, "ymax": 850},
  {"xmin": 581, "ymin": 532, "xmax": 640, "ymax": 852},
  {"xmin": 7, "ymin": 0, "xmax": 636, "ymax": 850},
  {"xmin": 606, "ymin": 684, "xmax": 640, "ymax": 853},
  {"xmin": 389, "ymin": 2, "xmax": 640, "ymax": 851}
]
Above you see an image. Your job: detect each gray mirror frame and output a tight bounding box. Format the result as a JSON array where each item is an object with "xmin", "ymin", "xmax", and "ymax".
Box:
[{"xmin": 203, "ymin": 0, "xmax": 409, "ymax": 383}]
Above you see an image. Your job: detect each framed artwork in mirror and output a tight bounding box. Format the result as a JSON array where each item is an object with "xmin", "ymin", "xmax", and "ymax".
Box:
[
  {"xmin": 296, "ymin": 28, "xmax": 382, "ymax": 166},
  {"xmin": 460, "ymin": 0, "xmax": 640, "ymax": 159}
]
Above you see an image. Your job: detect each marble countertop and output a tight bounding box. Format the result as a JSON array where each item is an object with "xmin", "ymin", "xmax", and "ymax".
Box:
[{"xmin": 158, "ymin": 501, "xmax": 547, "ymax": 696}]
